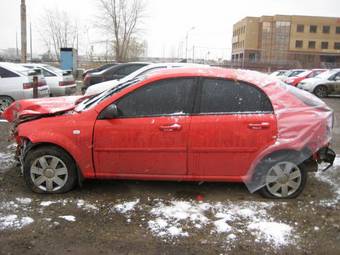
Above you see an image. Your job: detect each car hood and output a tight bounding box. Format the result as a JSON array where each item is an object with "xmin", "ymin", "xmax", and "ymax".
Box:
[{"xmin": 3, "ymin": 96, "xmax": 83, "ymax": 123}]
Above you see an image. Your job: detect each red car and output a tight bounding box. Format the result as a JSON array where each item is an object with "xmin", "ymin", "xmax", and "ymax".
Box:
[
  {"xmin": 284, "ymin": 69, "xmax": 326, "ymax": 86},
  {"xmin": 3, "ymin": 68, "xmax": 335, "ymax": 199}
]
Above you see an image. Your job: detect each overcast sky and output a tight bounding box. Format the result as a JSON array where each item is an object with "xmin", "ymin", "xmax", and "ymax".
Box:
[{"xmin": 0, "ymin": 0, "xmax": 339, "ymax": 60}]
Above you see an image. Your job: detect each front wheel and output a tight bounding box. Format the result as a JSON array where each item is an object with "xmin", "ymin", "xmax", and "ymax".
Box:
[
  {"xmin": 313, "ymin": 85, "xmax": 328, "ymax": 98},
  {"xmin": 23, "ymin": 146, "xmax": 77, "ymax": 194},
  {"xmin": 258, "ymin": 159, "xmax": 307, "ymax": 199},
  {"xmin": 0, "ymin": 96, "xmax": 14, "ymax": 113}
]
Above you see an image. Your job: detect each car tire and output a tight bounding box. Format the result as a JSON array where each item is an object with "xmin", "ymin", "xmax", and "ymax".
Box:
[
  {"xmin": 256, "ymin": 154, "xmax": 308, "ymax": 199},
  {"xmin": 313, "ymin": 85, "xmax": 328, "ymax": 98},
  {"xmin": 0, "ymin": 96, "xmax": 14, "ymax": 113},
  {"xmin": 23, "ymin": 145, "xmax": 78, "ymax": 194}
]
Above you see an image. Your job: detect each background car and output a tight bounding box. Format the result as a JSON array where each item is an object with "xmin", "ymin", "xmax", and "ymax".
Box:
[
  {"xmin": 0, "ymin": 62, "xmax": 49, "ymax": 112},
  {"xmin": 82, "ymin": 62, "xmax": 149, "ymax": 91},
  {"xmin": 3, "ymin": 68, "xmax": 334, "ymax": 199},
  {"xmin": 297, "ymin": 68, "xmax": 340, "ymax": 97},
  {"xmin": 270, "ymin": 70, "xmax": 287, "ymax": 77},
  {"xmin": 84, "ymin": 63, "xmax": 209, "ymax": 96},
  {"xmin": 22, "ymin": 64, "xmax": 76, "ymax": 96},
  {"xmin": 277, "ymin": 69, "xmax": 306, "ymax": 80},
  {"xmin": 284, "ymin": 69, "xmax": 326, "ymax": 86},
  {"xmin": 82, "ymin": 63, "xmax": 118, "ymax": 78}
]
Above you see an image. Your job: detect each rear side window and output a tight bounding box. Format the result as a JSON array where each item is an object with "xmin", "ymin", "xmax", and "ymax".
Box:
[
  {"xmin": 115, "ymin": 64, "xmax": 146, "ymax": 76},
  {"xmin": 42, "ymin": 68, "xmax": 56, "ymax": 77},
  {"xmin": 199, "ymin": 78, "xmax": 273, "ymax": 113},
  {"xmin": 0, "ymin": 67, "xmax": 19, "ymax": 78},
  {"xmin": 116, "ymin": 78, "xmax": 195, "ymax": 117}
]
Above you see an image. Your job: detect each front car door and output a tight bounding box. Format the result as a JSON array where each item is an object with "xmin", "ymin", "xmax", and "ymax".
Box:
[
  {"xmin": 93, "ymin": 78, "xmax": 196, "ymax": 177},
  {"xmin": 188, "ymin": 78, "xmax": 277, "ymax": 179}
]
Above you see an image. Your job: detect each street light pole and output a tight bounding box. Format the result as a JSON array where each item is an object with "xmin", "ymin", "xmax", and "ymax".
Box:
[
  {"xmin": 185, "ymin": 26, "xmax": 195, "ymax": 61},
  {"xmin": 20, "ymin": 0, "xmax": 27, "ymax": 63}
]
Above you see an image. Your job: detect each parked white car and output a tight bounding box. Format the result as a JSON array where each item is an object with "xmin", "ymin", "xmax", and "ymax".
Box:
[
  {"xmin": 21, "ymin": 64, "xmax": 76, "ymax": 96},
  {"xmin": 85, "ymin": 63, "xmax": 208, "ymax": 96},
  {"xmin": 297, "ymin": 69, "xmax": 340, "ymax": 98},
  {"xmin": 0, "ymin": 62, "xmax": 49, "ymax": 112}
]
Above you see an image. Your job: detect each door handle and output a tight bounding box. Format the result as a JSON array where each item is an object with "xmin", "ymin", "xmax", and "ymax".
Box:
[
  {"xmin": 248, "ymin": 122, "xmax": 270, "ymax": 130},
  {"xmin": 159, "ymin": 123, "xmax": 182, "ymax": 132}
]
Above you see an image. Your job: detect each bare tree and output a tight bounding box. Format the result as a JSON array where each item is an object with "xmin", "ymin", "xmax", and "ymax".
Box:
[
  {"xmin": 39, "ymin": 9, "xmax": 78, "ymax": 61},
  {"xmin": 97, "ymin": 0, "xmax": 146, "ymax": 62}
]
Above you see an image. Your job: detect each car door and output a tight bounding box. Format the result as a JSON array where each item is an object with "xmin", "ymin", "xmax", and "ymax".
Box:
[
  {"xmin": 330, "ymin": 72, "xmax": 340, "ymax": 93},
  {"xmin": 93, "ymin": 78, "xmax": 196, "ymax": 177},
  {"xmin": 188, "ymin": 78, "xmax": 277, "ymax": 178}
]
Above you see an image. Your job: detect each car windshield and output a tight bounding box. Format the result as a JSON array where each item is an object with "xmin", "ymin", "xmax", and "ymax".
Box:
[
  {"xmin": 75, "ymin": 77, "xmax": 143, "ymax": 112},
  {"xmin": 296, "ymin": 70, "xmax": 311, "ymax": 77},
  {"xmin": 44, "ymin": 65, "xmax": 63, "ymax": 74},
  {"xmin": 288, "ymin": 70, "xmax": 304, "ymax": 77},
  {"xmin": 315, "ymin": 69, "xmax": 338, "ymax": 79}
]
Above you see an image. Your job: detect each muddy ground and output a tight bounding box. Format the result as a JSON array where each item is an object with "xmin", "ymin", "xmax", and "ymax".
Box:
[{"xmin": 0, "ymin": 98, "xmax": 339, "ymax": 255}]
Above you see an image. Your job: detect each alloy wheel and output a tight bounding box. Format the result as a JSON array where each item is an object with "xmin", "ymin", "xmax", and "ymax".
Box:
[
  {"xmin": 30, "ymin": 155, "xmax": 69, "ymax": 192},
  {"xmin": 265, "ymin": 161, "xmax": 302, "ymax": 198},
  {"xmin": 0, "ymin": 96, "xmax": 14, "ymax": 113}
]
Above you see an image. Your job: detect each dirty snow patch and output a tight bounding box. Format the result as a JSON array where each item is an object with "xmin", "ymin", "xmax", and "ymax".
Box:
[
  {"xmin": 15, "ymin": 198, "xmax": 32, "ymax": 205},
  {"xmin": 59, "ymin": 215, "xmax": 76, "ymax": 222},
  {"xmin": 0, "ymin": 151, "xmax": 16, "ymax": 170},
  {"xmin": 316, "ymin": 156, "xmax": 340, "ymax": 204},
  {"xmin": 77, "ymin": 199, "xmax": 99, "ymax": 212},
  {"xmin": 114, "ymin": 199, "xmax": 140, "ymax": 214},
  {"xmin": 248, "ymin": 221, "xmax": 293, "ymax": 247},
  {"xmin": 40, "ymin": 201, "xmax": 57, "ymax": 207},
  {"xmin": 0, "ymin": 215, "xmax": 34, "ymax": 230}
]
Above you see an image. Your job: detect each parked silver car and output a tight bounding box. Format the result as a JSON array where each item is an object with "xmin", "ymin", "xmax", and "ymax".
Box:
[
  {"xmin": 0, "ymin": 62, "xmax": 49, "ymax": 112},
  {"xmin": 21, "ymin": 64, "xmax": 76, "ymax": 96}
]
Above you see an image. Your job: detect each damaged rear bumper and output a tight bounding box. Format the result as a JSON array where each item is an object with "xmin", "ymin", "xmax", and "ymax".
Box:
[{"xmin": 317, "ymin": 147, "xmax": 336, "ymax": 172}]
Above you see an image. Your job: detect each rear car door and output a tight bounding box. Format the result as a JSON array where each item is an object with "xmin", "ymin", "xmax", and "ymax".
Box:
[
  {"xmin": 188, "ymin": 78, "xmax": 277, "ymax": 178},
  {"xmin": 93, "ymin": 78, "xmax": 196, "ymax": 177}
]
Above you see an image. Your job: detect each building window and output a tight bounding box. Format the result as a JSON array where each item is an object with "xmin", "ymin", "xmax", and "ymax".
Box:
[
  {"xmin": 323, "ymin": 25, "xmax": 330, "ymax": 33},
  {"xmin": 336, "ymin": 27, "xmax": 340, "ymax": 34},
  {"xmin": 297, "ymin": 24, "xmax": 304, "ymax": 32},
  {"xmin": 310, "ymin": 25, "xmax": 317, "ymax": 33},
  {"xmin": 321, "ymin": 41, "xmax": 329, "ymax": 49},
  {"xmin": 295, "ymin": 40, "xmax": 303, "ymax": 48},
  {"xmin": 308, "ymin": 41, "xmax": 316, "ymax": 49},
  {"xmin": 335, "ymin": 42, "xmax": 340, "ymax": 50}
]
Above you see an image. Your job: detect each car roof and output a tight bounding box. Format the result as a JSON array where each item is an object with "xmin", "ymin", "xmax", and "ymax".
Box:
[{"xmin": 0, "ymin": 62, "xmax": 32, "ymax": 73}]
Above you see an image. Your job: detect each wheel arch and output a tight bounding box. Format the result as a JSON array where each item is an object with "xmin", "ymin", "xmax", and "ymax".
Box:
[{"xmin": 22, "ymin": 139, "xmax": 84, "ymax": 186}]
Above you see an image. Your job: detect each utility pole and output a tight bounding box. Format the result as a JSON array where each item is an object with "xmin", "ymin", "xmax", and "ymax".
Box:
[
  {"xmin": 185, "ymin": 27, "xmax": 195, "ymax": 61},
  {"xmin": 20, "ymin": 0, "xmax": 27, "ymax": 63},
  {"xmin": 16, "ymin": 32, "xmax": 19, "ymax": 58},
  {"xmin": 30, "ymin": 22, "xmax": 32, "ymax": 61}
]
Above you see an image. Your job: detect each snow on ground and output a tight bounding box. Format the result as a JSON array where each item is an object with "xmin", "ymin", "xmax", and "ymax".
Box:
[
  {"xmin": 0, "ymin": 215, "xmax": 34, "ymax": 230},
  {"xmin": 114, "ymin": 199, "xmax": 296, "ymax": 247},
  {"xmin": 315, "ymin": 156, "xmax": 340, "ymax": 205},
  {"xmin": 113, "ymin": 199, "xmax": 140, "ymax": 214},
  {"xmin": 0, "ymin": 151, "xmax": 16, "ymax": 171},
  {"xmin": 59, "ymin": 215, "xmax": 76, "ymax": 222}
]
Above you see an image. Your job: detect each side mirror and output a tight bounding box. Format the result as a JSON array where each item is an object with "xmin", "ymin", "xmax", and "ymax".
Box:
[{"xmin": 98, "ymin": 104, "xmax": 119, "ymax": 120}]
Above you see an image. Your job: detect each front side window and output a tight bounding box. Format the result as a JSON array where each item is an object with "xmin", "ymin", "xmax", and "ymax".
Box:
[
  {"xmin": 0, "ymin": 67, "xmax": 19, "ymax": 78},
  {"xmin": 116, "ymin": 78, "xmax": 195, "ymax": 117},
  {"xmin": 199, "ymin": 79, "xmax": 273, "ymax": 114}
]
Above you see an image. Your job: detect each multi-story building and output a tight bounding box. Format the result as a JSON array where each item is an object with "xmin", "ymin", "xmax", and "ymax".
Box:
[{"xmin": 231, "ymin": 15, "xmax": 340, "ymax": 69}]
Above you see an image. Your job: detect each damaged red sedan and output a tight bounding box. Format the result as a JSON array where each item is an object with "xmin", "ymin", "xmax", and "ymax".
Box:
[{"xmin": 3, "ymin": 67, "xmax": 335, "ymax": 198}]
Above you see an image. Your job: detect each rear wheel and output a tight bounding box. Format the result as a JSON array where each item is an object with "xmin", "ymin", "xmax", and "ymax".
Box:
[
  {"xmin": 23, "ymin": 146, "xmax": 77, "ymax": 194},
  {"xmin": 0, "ymin": 96, "xmax": 14, "ymax": 113},
  {"xmin": 257, "ymin": 156, "xmax": 308, "ymax": 199},
  {"xmin": 313, "ymin": 85, "xmax": 328, "ymax": 98}
]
